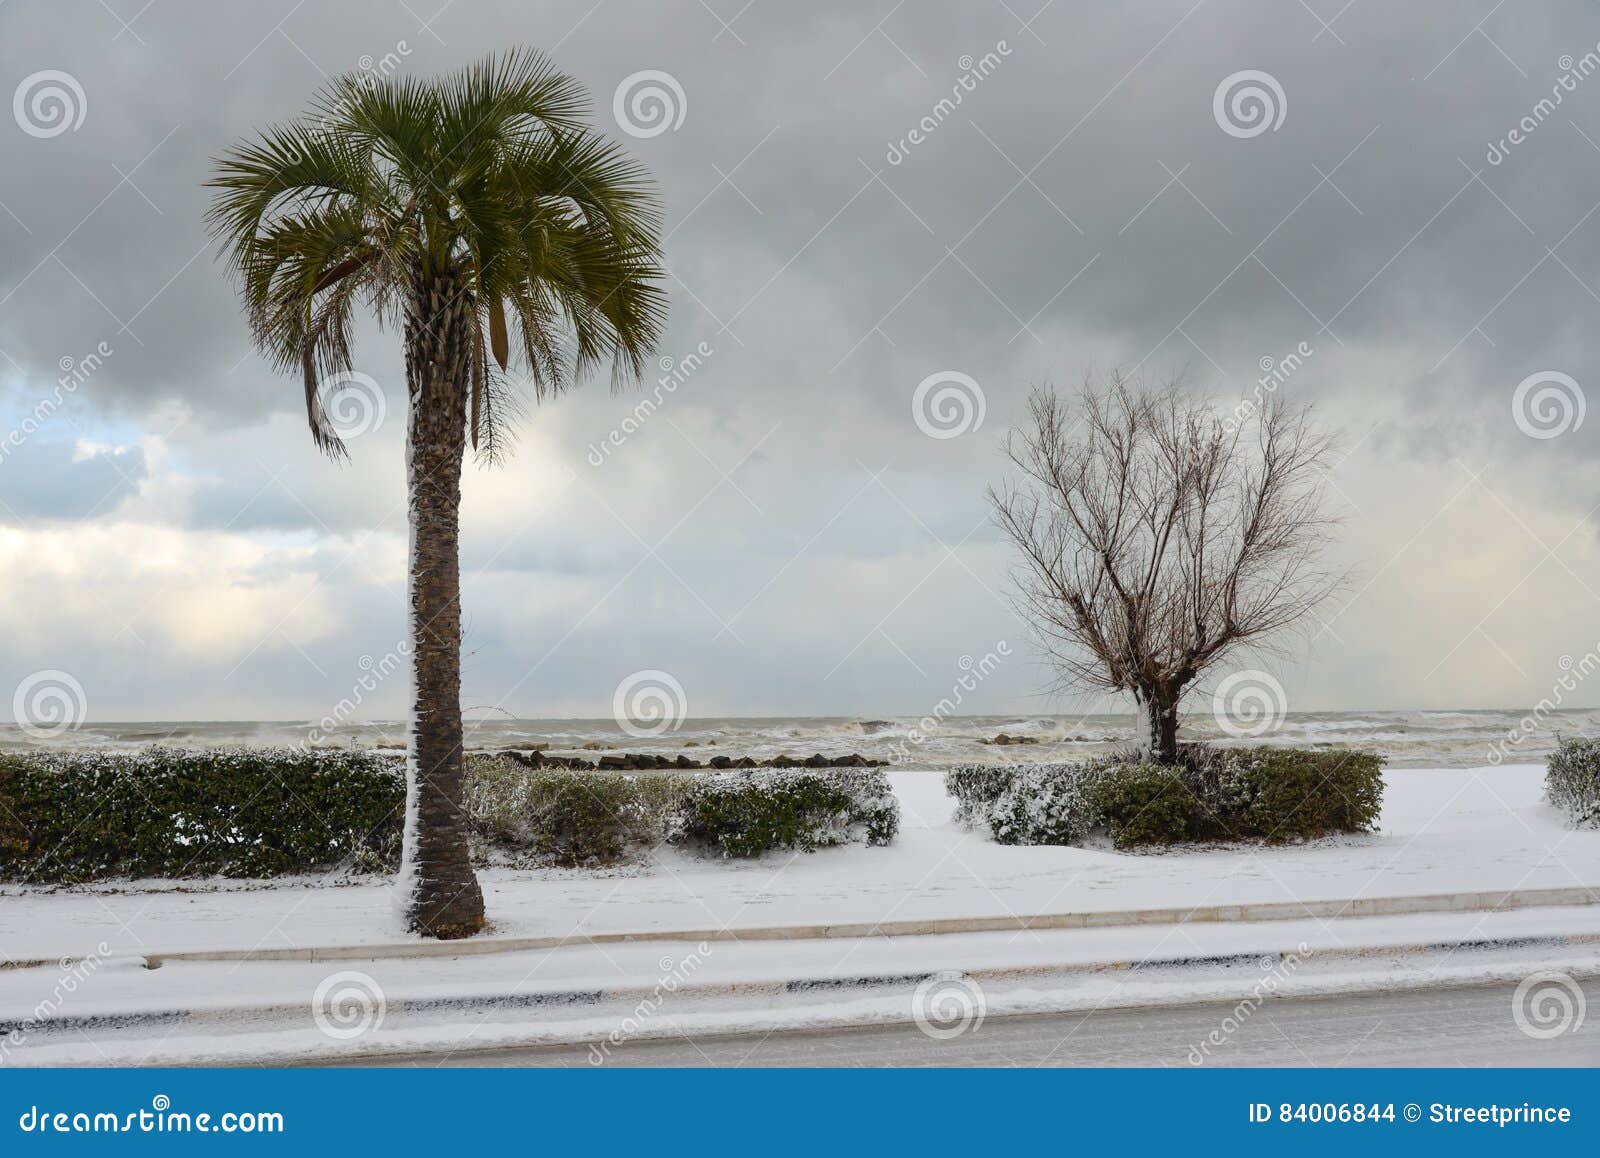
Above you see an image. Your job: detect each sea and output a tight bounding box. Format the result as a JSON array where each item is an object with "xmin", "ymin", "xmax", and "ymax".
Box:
[{"xmin": 1, "ymin": 709, "xmax": 1596, "ymax": 768}]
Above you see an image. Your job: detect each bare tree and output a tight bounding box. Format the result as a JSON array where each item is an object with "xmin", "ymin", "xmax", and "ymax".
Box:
[{"xmin": 989, "ymin": 373, "xmax": 1343, "ymax": 764}]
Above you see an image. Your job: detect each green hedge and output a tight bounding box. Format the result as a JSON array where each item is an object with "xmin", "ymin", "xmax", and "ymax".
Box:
[
  {"xmin": 1211, "ymin": 748, "xmax": 1385, "ymax": 842},
  {"xmin": 673, "ymin": 768, "xmax": 900, "ymax": 857},
  {"xmin": 1089, "ymin": 762, "xmax": 1216, "ymax": 847},
  {"xmin": 0, "ymin": 749, "xmax": 902, "ymax": 883},
  {"xmin": 1547, "ymin": 736, "xmax": 1600, "ymax": 827},
  {"xmin": 0, "ymin": 747, "xmax": 404, "ymax": 883},
  {"xmin": 948, "ymin": 746, "xmax": 1384, "ymax": 850}
]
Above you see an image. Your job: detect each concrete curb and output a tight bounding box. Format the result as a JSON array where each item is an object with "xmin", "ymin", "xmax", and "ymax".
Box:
[
  {"xmin": 5, "ymin": 885, "xmax": 1595, "ymax": 972},
  {"xmin": 109, "ymin": 882, "xmax": 1598, "ymax": 969},
  {"xmin": 7, "ymin": 928, "xmax": 1600, "ymax": 1041}
]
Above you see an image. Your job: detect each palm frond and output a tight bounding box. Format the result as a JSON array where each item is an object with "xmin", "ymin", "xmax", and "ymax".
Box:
[{"xmin": 208, "ymin": 48, "xmax": 667, "ymax": 462}]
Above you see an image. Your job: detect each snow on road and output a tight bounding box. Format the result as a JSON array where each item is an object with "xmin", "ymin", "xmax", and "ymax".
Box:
[{"xmin": 7, "ymin": 918, "xmax": 1599, "ymax": 1066}]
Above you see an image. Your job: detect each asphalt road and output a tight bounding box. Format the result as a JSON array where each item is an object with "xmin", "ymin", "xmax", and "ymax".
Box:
[{"xmin": 362, "ymin": 977, "xmax": 1600, "ymax": 1067}]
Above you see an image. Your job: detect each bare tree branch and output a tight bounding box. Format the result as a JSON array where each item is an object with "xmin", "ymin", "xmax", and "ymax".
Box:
[{"xmin": 989, "ymin": 372, "xmax": 1346, "ymax": 762}]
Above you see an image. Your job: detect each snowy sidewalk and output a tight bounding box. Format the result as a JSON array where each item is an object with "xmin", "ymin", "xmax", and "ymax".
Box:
[{"xmin": 4, "ymin": 765, "xmax": 1597, "ymax": 964}]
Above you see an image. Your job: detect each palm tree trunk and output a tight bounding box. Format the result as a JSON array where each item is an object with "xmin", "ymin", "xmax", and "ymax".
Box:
[{"xmin": 399, "ymin": 269, "xmax": 485, "ymax": 939}]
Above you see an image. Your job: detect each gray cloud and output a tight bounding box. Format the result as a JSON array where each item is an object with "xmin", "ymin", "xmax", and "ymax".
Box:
[
  {"xmin": 0, "ymin": 438, "xmax": 145, "ymax": 520},
  {"xmin": 1, "ymin": 0, "xmax": 1599, "ymax": 719}
]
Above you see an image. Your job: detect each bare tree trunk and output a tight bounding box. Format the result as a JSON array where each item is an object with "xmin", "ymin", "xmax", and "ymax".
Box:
[
  {"xmin": 1136, "ymin": 683, "xmax": 1180, "ymax": 765},
  {"xmin": 399, "ymin": 270, "xmax": 485, "ymax": 939}
]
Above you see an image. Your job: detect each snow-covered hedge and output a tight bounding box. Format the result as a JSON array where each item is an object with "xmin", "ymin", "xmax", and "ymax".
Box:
[
  {"xmin": 981, "ymin": 759, "xmax": 1119, "ymax": 846},
  {"xmin": 0, "ymin": 747, "xmax": 404, "ymax": 883},
  {"xmin": 671, "ymin": 767, "xmax": 900, "ymax": 857},
  {"xmin": 466, "ymin": 755, "xmax": 687, "ymax": 866},
  {"xmin": 1547, "ymin": 736, "xmax": 1600, "ymax": 827},
  {"xmin": 470, "ymin": 757, "xmax": 900, "ymax": 862},
  {"xmin": 946, "ymin": 747, "xmax": 1383, "ymax": 849},
  {"xmin": 0, "ymin": 749, "xmax": 904, "ymax": 882}
]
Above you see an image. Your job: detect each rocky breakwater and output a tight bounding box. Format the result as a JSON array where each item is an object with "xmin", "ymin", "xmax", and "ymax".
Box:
[{"xmin": 496, "ymin": 749, "xmax": 887, "ymax": 771}]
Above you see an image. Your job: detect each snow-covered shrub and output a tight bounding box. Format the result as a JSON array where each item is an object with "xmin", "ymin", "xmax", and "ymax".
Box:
[
  {"xmin": 974, "ymin": 761, "xmax": 1109, "ymax": 845},
  {"xmin": 1207, "ymin": 748, "xmax": 1383, "ymax": 842},
  {"xmin": 970, "ymin": 756, "xmax": 1212, "ymax": 848},
  {"xmin": 947, "ymin": 747, "xmax": 1383, "ymax": 849},
  {"xmin": 944, "ymin": 764, "xmax": 1019, "ymax": 829},
  {"xmin": 1546, "ymin": 736, "xmax": 1600, "ymax": 827},
  {"xmin": 468, "ymin": 760, "xmax": 901, "ymax": 863},
  {"xmin": 465, "ymin": 754, "xmax": 686, "ymax": 865},
  {"xmin": 672, "ymin": 768, "xmax": 900, "ymax": 857},
  {"xmin": 0, "ymin": 747, "xmax": 404, "ymax": 883},
  {"xmin": 947, "ymin": 756, "xmax": 1132, "ymax": 843}
]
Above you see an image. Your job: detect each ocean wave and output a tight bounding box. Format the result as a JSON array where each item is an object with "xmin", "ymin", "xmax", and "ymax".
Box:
[{"xmin": 2, "ymin": 709, "xmax": 1592, "ymax": 769}]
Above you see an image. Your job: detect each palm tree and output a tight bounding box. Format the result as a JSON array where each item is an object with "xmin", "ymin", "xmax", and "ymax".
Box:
[{"xmin": 207, "ymin": 51, "xmax": 667, "ymax": 938}]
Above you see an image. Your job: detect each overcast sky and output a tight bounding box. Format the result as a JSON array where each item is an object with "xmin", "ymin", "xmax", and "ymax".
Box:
[{"xmin": 1, "ymin": 0, "xmax": 1598, "ymax": 723}]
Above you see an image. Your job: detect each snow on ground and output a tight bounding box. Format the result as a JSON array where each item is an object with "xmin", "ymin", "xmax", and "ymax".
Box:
[
  {"xmin": 5, "ymin": 904, "xmax": 1600, "ymax": 1025},
  {"xmin": 7, "ymin": 916, "xmax": 1600, "ymax": 1066},
  {"xmin": 2, "ymin": 765, "xmax": 1594, "ymax": 962}
]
